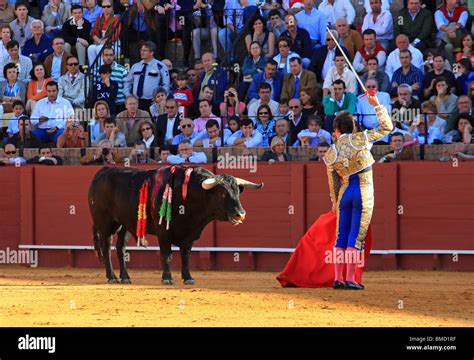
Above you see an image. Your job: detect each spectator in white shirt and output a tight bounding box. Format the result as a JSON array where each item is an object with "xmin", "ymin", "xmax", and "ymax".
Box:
[
  {"xmin": 167, "ymin": 139, "xmax": 207, "ymax": 164},
  {"xmin": 322, "ymin": 50, "xmax": 357, "ymax": 96},
  {"xmin": 434, "ymin": 0, "xmax": 469, "ymax": 65},
  {"xmin": 247, "ymin": 83, "xmax": 280, "ymax": 122},
  {"xmin": 353, "ymin": 28, "xmax": 387, "ymax": 75},
  {"xmin": 30, "ymin": 81, "xmax": 74, "ymax": 143},
  {"xmin": 361, "ymin": 0, "xmax": 393, "ymax": 50},
  {"xmin": 363, "ymin": 0, "xmax": 390, "ymax": 14},
  {"xmin": 293, "ymin": 115, "xmax": 332, "ymax": 146},
  {"xmin": 193, "ymin": 119, "xmax": 231, "ymax": 148},
  {"xmin": 226, "ymin": 116, "xmax": 263, "ymax": 147},
  {"xmin": 385, "ymin": 34, "xmax": 424, "ymax": 79},
  {"xmin": 356, "ymin": 78, "xmax": 391, "ymax": 129},
  {"xmin": 98, "ymin": 117, "xmax": 127, "ymax": 147},
  {"xmin": 318, "ymin": 0, "xmax": 356, "ymax": 27}
]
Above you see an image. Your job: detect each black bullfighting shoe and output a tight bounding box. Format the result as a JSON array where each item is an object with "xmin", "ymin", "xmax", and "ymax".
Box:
[
  {"xmin": 333, "ymin": 280, "xmax": 346, "ymax": 289},
  {"xmin": 345, "ymin": 281, "xmax": 364, "ymax": 290}
]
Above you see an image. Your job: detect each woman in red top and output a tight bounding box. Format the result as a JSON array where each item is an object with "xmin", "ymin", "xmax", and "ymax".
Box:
[
  {"xmin": 87, "ymin": 0, "xmax": 121, "ymax": 66},
  {"xmin": 26, "ymin": 63, "xmax": 54, "ymax": 113},
  {"xmin": 456, "ymin": 33, "xmax": 474, "ymax": 66}
]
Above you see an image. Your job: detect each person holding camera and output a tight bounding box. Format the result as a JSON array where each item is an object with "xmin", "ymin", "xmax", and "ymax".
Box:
[
  {"xmin": 220, "ymin": 86, "xmax": 246, "ymax": 120},
  {"xmin": 80, "ymin": 139, "xmax": 119, "ymax": 165},
  {"xmin": 56, "ymin": 115, "xmax": 87, "ymax": 148},
  {"xmin": 128, "ymin": 139, "xmax": 156, "ymax": 164}
]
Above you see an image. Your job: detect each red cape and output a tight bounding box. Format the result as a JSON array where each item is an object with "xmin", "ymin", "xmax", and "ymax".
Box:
[{"xmin": 276, "ymin": 211, "xmax": 373, "ymax": 288}]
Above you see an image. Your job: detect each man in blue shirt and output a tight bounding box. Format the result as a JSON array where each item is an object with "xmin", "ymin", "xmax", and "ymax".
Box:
[
  {"xmin": 167, "ymin": 139, "xmax": 207, "ymax": 164},
  {"xmin": 247, "ymin": 59, "xmax": 283, "ymax": 103},
  {"xmin": 172, "ymin": 117, "xmax": 199, "ymax": 145},
  {"xmin": 83, "ymin": 0, "xmax": 102, "ymax": 25},
  {"xmin": 22, "ymin": 19, "xmax": 53, "ymax": 62},
  {"xmin": 30, "ymin": 81, "xmax": 74, "ymax": 144},
  {"xmin": 198, "ymin": 52, "xmax": 228, "ymax": 104},
  {"xmin": 124, "ymin": 41, "xmax": 170, "ymax": 112},
  {"xmin": 226, "ymin": 116, "xmax": 263, "ymax": 147},
  {"xmin": 356, "ymin": 78, "xmax": 391, "ymax": 130},
  {"xmin": 280, "ymin": 14, "xmax": 313, "ymax": 68},
  {"xmin": 294, "ymin": 0, "xmax": 327, "ymax": 49},
  {"xmin": 390, "ymin": 49, "xmax": 424, "ymax": 99}
]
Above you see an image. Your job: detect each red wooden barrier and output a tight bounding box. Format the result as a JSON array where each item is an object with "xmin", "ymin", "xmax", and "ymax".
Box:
[{"xmin": 0, "ymin": 162, "xmax": 473, "ymax": 271}]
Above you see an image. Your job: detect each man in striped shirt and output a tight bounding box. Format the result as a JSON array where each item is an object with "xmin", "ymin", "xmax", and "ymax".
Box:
[{"xmin": 94, "ymin": 45, "xmax": 128, "ymax": 114}]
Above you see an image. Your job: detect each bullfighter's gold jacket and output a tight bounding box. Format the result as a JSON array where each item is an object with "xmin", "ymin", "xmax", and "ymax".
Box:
[{"xmin": 323, "ymin": 105, "xmax": 393, "ymax": 207}]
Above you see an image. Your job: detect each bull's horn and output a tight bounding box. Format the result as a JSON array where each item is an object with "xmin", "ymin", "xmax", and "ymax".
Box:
[
  {"xmin": 202, "ymin": 178, "xmax": 218, "ymax": 190},
  {"xmin": 235, "ymin": 177, "xmax": 264, "ymax": 189}
]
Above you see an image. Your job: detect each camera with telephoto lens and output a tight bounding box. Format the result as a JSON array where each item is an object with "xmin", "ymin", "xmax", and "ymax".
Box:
[{"xmin": 102, "ymin": 148, "xmax": 111, "ymax": 156}]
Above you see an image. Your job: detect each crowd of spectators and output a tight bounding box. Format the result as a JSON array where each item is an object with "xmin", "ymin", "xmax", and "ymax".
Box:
[{"xmin": 0, "ymin": 0, "xmax": 473, "ymax": 166}]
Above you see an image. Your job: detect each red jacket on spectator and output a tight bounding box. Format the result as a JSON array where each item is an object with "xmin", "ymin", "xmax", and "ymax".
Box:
[
  {"xmin": 358, "ymin": 42, "xmax": 386, "ymax": 62},
  {"xmin": 91, "ymin": 14, "xmax": 121, "ymax": 43}
]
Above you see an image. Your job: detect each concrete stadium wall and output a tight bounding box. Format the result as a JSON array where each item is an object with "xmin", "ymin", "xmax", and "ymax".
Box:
[{"xmin": 0, "ymin": 161, "xmax": 473, "ymax": 272}]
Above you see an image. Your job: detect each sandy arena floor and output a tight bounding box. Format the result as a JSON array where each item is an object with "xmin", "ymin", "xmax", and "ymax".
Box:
[{"xmin": 0, "ymin": 266, "xmax": 472, "ymax": 327}]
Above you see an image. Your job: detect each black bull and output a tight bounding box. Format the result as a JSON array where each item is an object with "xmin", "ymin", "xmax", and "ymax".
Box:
[{"xmin": 88, "ymin": 166, "xmax": 263, "ymax": 284}]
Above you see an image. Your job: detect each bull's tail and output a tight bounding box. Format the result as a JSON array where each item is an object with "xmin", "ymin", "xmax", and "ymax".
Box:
[{"xmin": 92, "ymin": 225, "xmax": 103, "ymax": 263}]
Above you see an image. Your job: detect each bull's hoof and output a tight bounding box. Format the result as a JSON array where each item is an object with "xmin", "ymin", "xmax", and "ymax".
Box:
[
  {"xmin": 161, "ymin": 279, "xmax": 175, "ymax": 285},
  {"xmin": 183, "ymin": 279, "xmax": 195, "ymax": 285},
  {"xmin": 121, "ymin": 278, "xmax": 132, "ymax": 284},
  {"xmin": 107, "ymin": 278, "xmax": 119, "ymax": 284}
]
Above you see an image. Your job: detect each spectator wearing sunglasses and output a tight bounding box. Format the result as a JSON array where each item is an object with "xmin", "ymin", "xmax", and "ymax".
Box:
[
  {"xmin": 309, "ymin": 29, "xmax": 348, "ymax": 83},
  {"xmin": 0, "ymin": 143, "xmax": 26, "ymax": 165},
  {"xmin": 58, "ymin": 55, "xmax": 85, "ymax": 108},
  {"xmin": 287, "ymin": 98, "xmax": 307, "ymax": 145},
  {"xmin": 155, "ymin": 98, "xmax": 181, "ymax": 147},
  {"xmin": 166, "ymin": 139, "xmax": 207, "ymax": 165},
  {"xmin": 254, "ymin": 104, "xmax": 276, "ymax": 147},
  {"xmin": 172, "ymin": 118, "xmax": 199, "ymax": 145},
  {"xmin": 137, "ymin": 120, "xmax": 156, "ymax": 148}
]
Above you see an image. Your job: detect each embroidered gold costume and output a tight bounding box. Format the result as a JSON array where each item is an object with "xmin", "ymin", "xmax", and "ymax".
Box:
[{"xmin": 323, "ymin": 105, "xmax": 393, "ymax": 250}]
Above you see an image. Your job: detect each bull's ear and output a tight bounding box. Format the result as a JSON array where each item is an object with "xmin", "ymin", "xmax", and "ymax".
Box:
[{"xmin": 202, "ymin": 178, "xmax": 218, "ymax": 190}]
